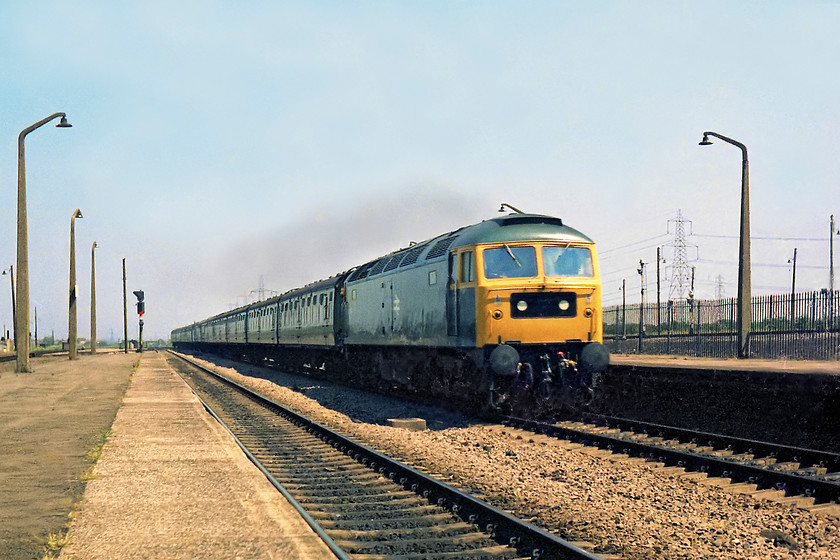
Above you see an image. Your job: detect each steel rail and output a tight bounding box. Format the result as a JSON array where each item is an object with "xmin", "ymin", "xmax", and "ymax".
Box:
[
  {"xmin": 504, "ymin": 416, "xmax": 840, "ymax": 506},
  {"xmin": 168, "ymin": 350, "xmax": 603, "ymax": 560},
  {"xmin": 576, "ymin": 412, "xmax": 840, "ymax": 474}
]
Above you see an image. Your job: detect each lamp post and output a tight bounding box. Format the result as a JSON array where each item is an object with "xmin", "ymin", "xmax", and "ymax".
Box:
[
  {"xmin": 90, "ymin": 241, "xmax": 98, "ymax": 354},
  {"xmin": 2, "ymin": 266, "xmax": 15, "ymax": 351},
  {"xmin": 122, "ymin": 258, "xmax": 128, "ymax": 354},
  {"xmin": 68, "ymin": 209, "xmax": 83, "ymax": 359},
  {"xmin": 699, "ymin": 131, "xmax": 751, "ymax": 358},
  {"xmin": 16, "ymin": 113, "xmax": 72, "ymax": 372}
]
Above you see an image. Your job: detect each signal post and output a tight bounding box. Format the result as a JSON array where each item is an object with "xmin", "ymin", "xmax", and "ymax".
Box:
[{"xmin": 133, "ymin": 290, "xmax": 144, "ymax": 352}]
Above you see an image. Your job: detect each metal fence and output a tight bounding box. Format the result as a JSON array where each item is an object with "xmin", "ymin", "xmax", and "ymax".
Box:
[{"xmin": 603, "ymin": 290, "xmax": 840, "ymax": 360}]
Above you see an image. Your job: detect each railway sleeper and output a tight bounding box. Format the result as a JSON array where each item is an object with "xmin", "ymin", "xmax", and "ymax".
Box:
[
  {"xmin": 770, "ymin": 461, "xmax": 802, "ymax": 471},
  {"xmin": 347, "ymin": 544, "xmax": 522, "ymax": 560},
  {"xmin": 327, "ymin": 522, "xmax": 481, "ymax": 542},
  {"xmin": 314, "ymin": 511, "xmax": 455, "ymax": 530},
  {"xmin": 293, "ymin": 491, "xmax": 419, "ymax": 505},
  {"xmin": 303, "ymin": 503, "xmax": 441, "ymax": 520},
  {"xmin": 274, "ymin": 471, "xmax": 382, "ymax": 485},
  {"xmin": 298, "ymin": 496, "xmax": 430, "ymax": 513},
  {"xmin": 333, "ymin": 531, "xmax": 499, "ymax": 554},
  {"xmin": 257, "ymin": 456, "xmax": 361, "ymax": 468},
  {"xmin": 284, "ymin": 479, "xmax": 405, "ymax": 494}
]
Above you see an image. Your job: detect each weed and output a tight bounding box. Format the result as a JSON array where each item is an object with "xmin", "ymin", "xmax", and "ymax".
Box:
[
  {"xmin": 42, "ymin": 530, "xmax": 70, "ymax": 557},
  {"xmin": 78, "ymin": 465, "xmax": 97, "ymax": 482},
  {"xmin": 84, "ymin": 429, "xmax": 111, "ymax": 463}
]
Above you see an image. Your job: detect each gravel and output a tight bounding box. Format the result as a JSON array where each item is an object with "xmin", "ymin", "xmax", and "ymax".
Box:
[{"xmin": 185, "ymin": 353, "xmax": 840, "ymax": 560}]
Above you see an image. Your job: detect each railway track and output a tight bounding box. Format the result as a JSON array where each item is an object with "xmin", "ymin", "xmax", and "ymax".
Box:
[
  {"xmin": 503, "ymin": 413, "xmax": 840, "ymax": 516},
  {"xmin": 166, "ymin": 351, "xmax": 606, "ymax": 560}
]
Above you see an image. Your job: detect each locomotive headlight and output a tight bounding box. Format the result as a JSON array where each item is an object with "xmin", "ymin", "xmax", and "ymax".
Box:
[
  {"xmin": 492, "ymin": 309, "xmax": 504, "ymax": 320},
  {"xmin": 584, "ymin": 308, "xmax": 593, "ymax": 318},
  {"xmin": 558, "ymin": 299, "xmax": 571, "ymax": 311},
  {"xmin": 516, "ymin": 300, "xmax": 528, "ymax": 312}
]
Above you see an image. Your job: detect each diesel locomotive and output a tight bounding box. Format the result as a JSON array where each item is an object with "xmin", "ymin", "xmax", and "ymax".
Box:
[{"xmin": 171, "ymin": 211, "xmax": 609, "ymax": 413}]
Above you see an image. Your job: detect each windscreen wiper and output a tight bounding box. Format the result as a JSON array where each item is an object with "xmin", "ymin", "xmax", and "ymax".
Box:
[
  {"xmin": 553, "ymin": 241, "xmax": 573, "ymax": 264},
  {"xmin": 503, "ymin": 243, "xmax": 522, "ymax": 267}
]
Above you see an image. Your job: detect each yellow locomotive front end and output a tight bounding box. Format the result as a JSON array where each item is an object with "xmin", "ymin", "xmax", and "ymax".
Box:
[
  {"xmin": 476, "ymin": 241, "xmax": 602, "ymax": 348},
  {"xmin": 449, "ymin": 218, "xmax": 610, "ymax": 411}
]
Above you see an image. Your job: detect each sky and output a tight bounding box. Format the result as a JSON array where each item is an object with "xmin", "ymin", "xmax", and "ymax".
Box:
[{"xmin": 1, "ymin": 1, "xmax": 838, "ymax": 342}]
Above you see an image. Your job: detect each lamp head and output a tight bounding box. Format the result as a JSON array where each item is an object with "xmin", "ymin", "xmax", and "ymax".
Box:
[
  {"xmin": 699, "ymin": 134, "xmax": 713, "ymax": 146},
  {"xmin": 498, "ymin": 203, "xmax": 524, "ymax": 214},
  {"xmin": 56, "ymin": 116, "xmax": 72, "ymax": 128},
  {"xmin": 72, "ymin": 208, "xmax": 83, "ymax": 219}
]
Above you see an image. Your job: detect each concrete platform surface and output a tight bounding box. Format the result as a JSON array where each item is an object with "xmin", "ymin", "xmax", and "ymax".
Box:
[
  {"xmin": 59, "ymin": 351, "xmax": 336, "ymax": 559},
  {"xmin": 610, "ymin": 353, "xmax": 840, "ymax": 375}
]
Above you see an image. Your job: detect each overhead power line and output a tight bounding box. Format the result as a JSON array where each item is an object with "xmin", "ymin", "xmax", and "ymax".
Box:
[
  {"xmin": 695, "ymin": 258, "xmax": 826, "ymax": 270},
  {"xmin": 693, "ymin": 234, "xmax": 828, "ymax": 242},
  {"xmin": 599, "ymin": 233, "xmax": 669, "ymax": 256}
]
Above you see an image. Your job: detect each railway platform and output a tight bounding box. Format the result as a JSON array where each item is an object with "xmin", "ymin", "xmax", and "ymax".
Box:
[
  {"xmin": 596, "ymin": 353, "xmax": 840, "ymax": 453},
  {"xmin": 609, "ymin": 353, "xmax": 840, "ymax": 375},
  {"xmin": 0, "ymin": 350, "xmax": 337, "ymax": 560}
]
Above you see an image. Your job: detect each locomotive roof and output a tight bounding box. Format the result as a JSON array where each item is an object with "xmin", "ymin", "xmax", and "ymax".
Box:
[
  {"xmin": 341, "ymin": 213, "xmax": 594, "ymax": 284},
  {"xmin": 450, "ymin": 213, "xmax": 594, "ymax": 246}
]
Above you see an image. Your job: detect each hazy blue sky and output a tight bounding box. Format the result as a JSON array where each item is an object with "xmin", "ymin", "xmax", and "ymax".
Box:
[{"xmin": 1, "ymin": 1, "xmax": 838, "ymax": 341}]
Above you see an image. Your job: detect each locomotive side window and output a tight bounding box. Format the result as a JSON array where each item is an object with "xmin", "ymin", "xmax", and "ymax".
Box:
[
  {"xmin": 543, "ymin": 246, "xmax": 594, "ymax": 277},
  {"xmin": 460, "ymin": 251, "xmax": 475, "ymax": 283},
  {"xmin": 483, "ymin": 245, "xmax": 537, "ymax": 279}
]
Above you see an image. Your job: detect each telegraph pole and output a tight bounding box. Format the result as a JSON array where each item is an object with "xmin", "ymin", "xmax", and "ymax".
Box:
[
  {"xmin": 637, "ymin": 260, "xmax": 646, "ymax": 352},
  {"xmin": 831, "ymin": 214, "xmax": 836, "ymax": 294},
  {"xmin": 621, "ymin": 278, "xmax": 627, "ymax": 338},
  {"xmin": 789, "ymin": 247, "xmax": 798, "ymax": 321},
  {"xmin": 656, "ymin": 247, "xmax": 662, "ymax": 334}
]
